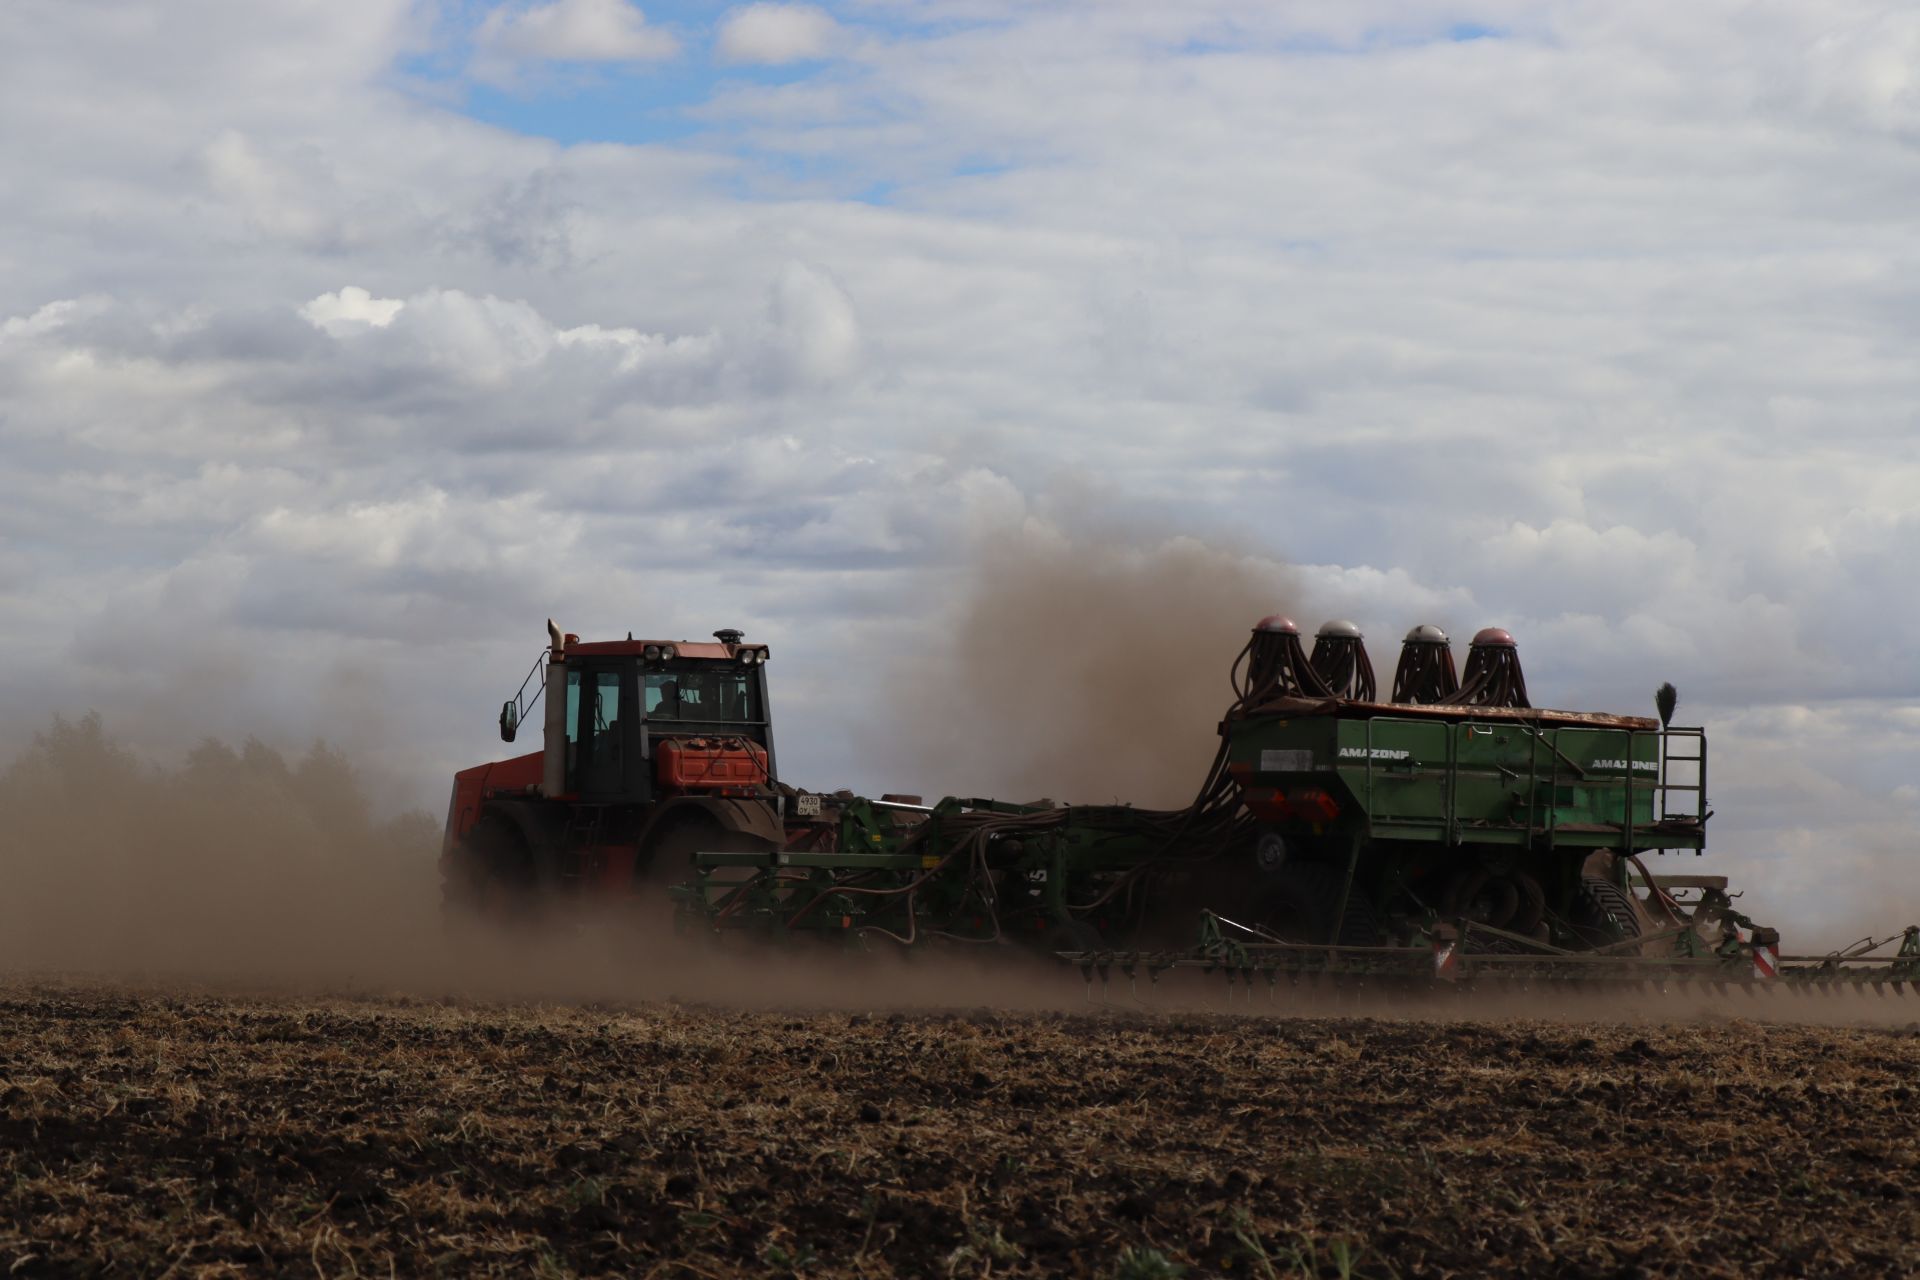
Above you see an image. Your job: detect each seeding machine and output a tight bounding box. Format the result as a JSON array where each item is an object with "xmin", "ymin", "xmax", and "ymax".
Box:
[{"xmin": 443, "ymin": 618, "xmax": 1920, "ymax": 999}]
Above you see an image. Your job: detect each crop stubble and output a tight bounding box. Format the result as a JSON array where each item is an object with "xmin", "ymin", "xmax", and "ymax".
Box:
[{"xmin": 1, "ymin": 981, "xmax": 1918, "ymax": 1278}]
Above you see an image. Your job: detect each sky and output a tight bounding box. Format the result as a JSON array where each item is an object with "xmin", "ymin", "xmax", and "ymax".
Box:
[{"xmin": 2, "ymin": 0, "xmax": 1918, "ymax": 941}]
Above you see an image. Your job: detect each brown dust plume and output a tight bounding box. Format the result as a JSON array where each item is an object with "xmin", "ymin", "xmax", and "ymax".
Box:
[
  {"xmin": 881, "ymin": 531, "xmax": 1298, "ymax": 807},
  {"xmin": 0, "ymin": 713, "xmax": 442, "ymax": 978}
]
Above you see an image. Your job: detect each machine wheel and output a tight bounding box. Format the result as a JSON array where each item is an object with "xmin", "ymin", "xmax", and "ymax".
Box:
[
  {"xmin": 1044, "ymin": 918, "xmax": 1105, "ymax": 955},
  {"xmin": 635, "ymin": 815, "xmax": 777, "ymax": 934},
  {"xmin": 640, "ymin": 816, "xmax": 776, "ymax": 886},
  {"xmin": 1251, "ymin": 862, "xmax": 1381, "ymax": 947},
  {"xmin": 1571, "ymin": 874, "xmax": 1645, "ymax": 951},
  {"xmin": 1441, "ymin": 865, "xmax": 1546, "ymax": 937},
  {"xmin": 443, "ymin": 813, "xmax": 542, "ymax": 923}
]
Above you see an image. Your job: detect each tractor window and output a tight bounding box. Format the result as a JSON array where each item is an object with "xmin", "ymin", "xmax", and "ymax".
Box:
[
  {"xmin": 584, "ymin": 669, "xmax": 622, "ymax": 793},
  {"xmin": 645, "ymin": 666, "xmax": 759, "ymax": 723},
  {"xmin": 593, "ymin": 671, "xmax": 619, "ymax": 736},
  {"xmin": 563, "ymin": 669, "xmax": 583, "ymax": 781}
]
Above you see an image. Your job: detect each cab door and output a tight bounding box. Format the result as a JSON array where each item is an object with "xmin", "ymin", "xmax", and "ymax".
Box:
[{"xmin": 568, "ymin": 663, "xmax": 634, "ymax": 800}]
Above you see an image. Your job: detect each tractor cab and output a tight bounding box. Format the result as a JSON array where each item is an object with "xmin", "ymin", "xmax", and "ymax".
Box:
[{"xmin": 500, "ymin": 623, "xmax": 776, "ymax": 805}]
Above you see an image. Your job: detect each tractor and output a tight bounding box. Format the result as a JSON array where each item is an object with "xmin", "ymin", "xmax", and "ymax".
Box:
[{"xmin": 441, "ymin": 621, "xmax": 795, "ymax": 923}]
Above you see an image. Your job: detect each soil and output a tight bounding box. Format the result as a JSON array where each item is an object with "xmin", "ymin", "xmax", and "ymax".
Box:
[{"xmin": 2, "ymin": 979, "xmax": 1918, "ymax": 1278}]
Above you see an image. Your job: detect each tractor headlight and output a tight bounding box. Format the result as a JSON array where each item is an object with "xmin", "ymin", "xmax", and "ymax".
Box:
[
  {"xmin": 660, "ymin": 644, "xmax": 677, "ymax": 659},
  {"xmin": 739, "ymin": 650, "xmax": 756, "ymax": 665},
  {"xmin": 643, "ymin": 644, "xmax": 661, "ymax": 660}
]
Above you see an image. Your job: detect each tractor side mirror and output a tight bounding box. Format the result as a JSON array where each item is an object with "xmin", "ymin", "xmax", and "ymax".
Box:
[{"xmin": 499, "ymin": 700, "xmax": 519, "ymax": 743}]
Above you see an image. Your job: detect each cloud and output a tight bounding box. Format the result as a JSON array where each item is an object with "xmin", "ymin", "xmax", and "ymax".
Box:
[
  {"xmin": 300, "ymin": 286, "xmax": 404, "ymax": 336},
  {"xmin": 200, "ymin": 129, "xmax": 344, "ymax": 248},
  {"xmin": 475, "ymin": 0, "xmax": 678, "ymax": 75},
  {"xmin": 1801, "ymin": 11, "xmax": 1920, "ymax": 138},
  {"xmin": 716, "ymin": 3, "xmax": 840, "ymax": 65},
  {"xmin": 5, "ymin": 0, "xmax": 1920, "ymax": 943},
  {"xmin": 764, "ymin": 261, "xmax": 861, "ymax": 386}
]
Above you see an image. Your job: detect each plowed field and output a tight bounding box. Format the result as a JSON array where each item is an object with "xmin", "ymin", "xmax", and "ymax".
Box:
[{"xmin": 2, "ymin": 981, "xmax": 1917, "ymax": 1278}]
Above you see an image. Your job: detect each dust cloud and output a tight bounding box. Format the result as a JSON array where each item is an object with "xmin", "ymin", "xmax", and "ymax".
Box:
[
  {"xmin": 0, "ymin": 713, "xmax": 442, "ymax": 978},
  {"xmin": 880, "ymin": 530, "xmax": 1298, "ymax": 808},
  {"xmin": 0, "ymin": 711, "xmax": 1146, "ymax": 1005},
  {"xmin": 1, "ymin": 640, "xmax": 1909, "ymax": 1024}
]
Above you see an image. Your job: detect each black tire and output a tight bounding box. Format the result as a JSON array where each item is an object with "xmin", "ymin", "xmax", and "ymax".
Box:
[
  {"xmin": 639, "ymin": 814, "xmax": 779, "ymax": 883},
  {"xmin": 1250, "ymin": 862, "xmax": 1381, "ymax": 947},
  {"xmin": 635, "ymin": 816, "xmax": 777, "ymax": 938},
  {"xmin": 1442, "ymin": 865, "xmax": 1546, "ymax": 936},
  {"xmin": 1571, "ymin": 874, "xmax": 1644, "ymax": 951},
  {"xmin": 442, "ymin": 812, "xmax": 541, "ymax": 925},
  {"xmin": 1044, "ymin": 918, "xmax": 1105, "ymax": 955}
]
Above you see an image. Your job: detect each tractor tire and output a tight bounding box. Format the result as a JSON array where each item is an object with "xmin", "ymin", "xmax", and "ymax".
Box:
[
  {"xmin": 640, "ymin": 817, "xmax": 775, "ymax": 888},
  {"xmin": 1571, "ymin": 874, "xmax": 1646, "ymax": 952},
  {"xmin": 634, "ymin": 816, "xmax": 777, "ymax": 937},
  {"xmin": 442, "ymin": 812, "xmax": 542, "ymax": 926},
  {"xmin": 1250, "ymin": 862, "xmax": 1382, "ymax": 948}
]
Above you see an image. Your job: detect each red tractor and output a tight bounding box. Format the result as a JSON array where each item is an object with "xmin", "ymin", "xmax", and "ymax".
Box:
[{"xmin": 442, "ymin": 622, "xmax": 795, "ymax": 922}]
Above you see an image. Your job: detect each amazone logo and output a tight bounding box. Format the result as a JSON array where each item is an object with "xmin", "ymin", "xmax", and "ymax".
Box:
[
  {"xmin": 1338, "ymin": 747, "xmax": 1411, "ymax": 761},
  {"xmin": 1591, "ymin": 759, "xmax": 1660, "ymax": 773}
]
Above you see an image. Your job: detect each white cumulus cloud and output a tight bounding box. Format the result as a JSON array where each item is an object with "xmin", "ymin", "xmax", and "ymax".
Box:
[
  {"xmin": 8, "ymin": 0, "xmax": 1920, "ymax": 938},
  {"xmin": 476, "ymin": 0, "xmax": 678, "ymax": 67},
  {"xmin": 300, "ymin": 287, "xmax": 404, "ymax": 336},
  {"xmin": 716, "ymin": 3, "xmax": 839, "ymax": 65},
  {"xmin": 765, "ymin": 261, "xmax": 861, "ymax": 387}
]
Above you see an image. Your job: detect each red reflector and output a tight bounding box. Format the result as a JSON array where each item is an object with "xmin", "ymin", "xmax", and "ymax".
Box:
[
  {"xmin": 1288, "ymin": 787, "xmax": 1340, "ymax": 823},
  {"xmin": 841, "ymin": 914, "xmax": 851, "ymax": 929}
]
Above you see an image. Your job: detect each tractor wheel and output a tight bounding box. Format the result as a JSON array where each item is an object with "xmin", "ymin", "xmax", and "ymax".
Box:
[
  {"xmin": 635, "ymin": 816, "xmax": 776, "ymax": 935},
  {"xmin": 1251, "ymin": 862, "xmax": 1381, "ymax": 947},
  {"xmin": 443, "ymin": 813, "xmax": 541, "ymax": 924},
  {"xmin": 1441, "ymin": 865, "xmax": 1546, "ymax": 937},
  {"xmin": 1571, "ymin": 874, "xmax": 1646, "ymax": 952}
]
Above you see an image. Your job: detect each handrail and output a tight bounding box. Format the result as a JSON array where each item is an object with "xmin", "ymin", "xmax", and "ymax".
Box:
[
  {"xmin": 505, "ymin": 650, "xmax": 547, "ymax": 723},
  {"xmin": 1344, "ymin": 714, "xmax": 1706, "ymax": 842}
]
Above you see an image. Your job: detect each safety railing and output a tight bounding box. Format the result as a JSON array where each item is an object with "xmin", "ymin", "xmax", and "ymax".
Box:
[{"xmin": 1354, "ymin": 716, "xmax": 1707, "ymax": 845}]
